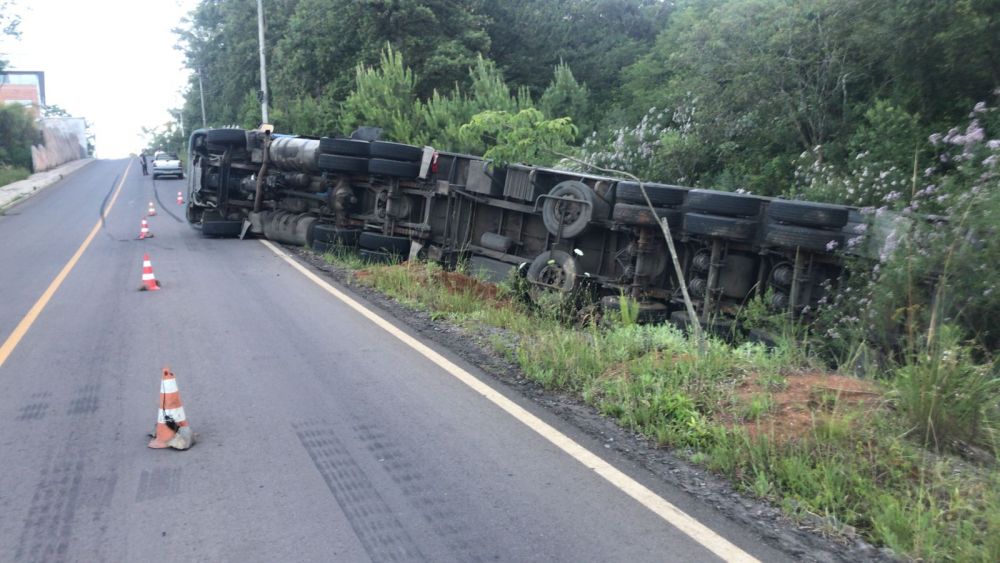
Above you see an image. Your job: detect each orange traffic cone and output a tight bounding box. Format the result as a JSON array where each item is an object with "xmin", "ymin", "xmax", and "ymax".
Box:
[
  {"xmin": 176, "ymin": 191, "xmax": 184, "ymax": 205},
  {"xmin": 147, "ymin": 201, "xmax": 157, "ymax": 216},
  {"xmin": 138, "ymin": 218, "xmax": 153, "ymax": 240},
  {"xmin": 140, "ymin": 253, "xmax": 160, "ymax": 291},
  {"xmin": 148, "ymin": 368, "xmax": 194, "ymax": 450}
]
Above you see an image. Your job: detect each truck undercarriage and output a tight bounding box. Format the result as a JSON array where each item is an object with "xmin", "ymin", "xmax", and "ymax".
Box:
[{"xmin": 186, "ymin": 127, "xmax": 874, "ymax": 328}]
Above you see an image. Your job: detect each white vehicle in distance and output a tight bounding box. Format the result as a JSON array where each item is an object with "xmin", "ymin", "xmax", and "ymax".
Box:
[{"xmin": 152, "ymin": 152, "xmax": 183, "ymax": 179}]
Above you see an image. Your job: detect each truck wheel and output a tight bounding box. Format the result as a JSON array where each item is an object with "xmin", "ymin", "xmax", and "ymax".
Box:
[
  {"xmin": 201, "ymin": 219, "xmax": 243, "ymax": 237},
  {"xmin": 763, "ymin": 223, "xmax": 846, "ymax": 253},
  {"xmin": 358, "ymin": 232, "xmax": 411, "ymax": 255},
  {"xmin": 318, "ymin": 154, "xmax": 368, "ymax": 174},
  {"xmin": 636, "ymin": 301, "xmax": 671, "ymax": 324},
  {"xmin": 310, "ymin": 224, "xmax": 361, "ymax": 247},
  {"xmin": 541, "ymin": 180, "xmax": 609, "ymax": 239},
  {"xmin": 319, "ymin": 137, "xmax": 370, "ymax": 157},
  {"xmin": 766, "ymin": 200, "xmax": 850, "ymax": 229},
  {"xmin": 615, "ymin": 182, "xmax": 688, "ymax": 207},
  {"xmin": 612, "ymin": 203, "xmax": 682, "ymax": 228},
  {"xmin": 526, "ymin": 250, "xmax": 579, "ymax": 303},
  {"xmin": 205, "ymin": 128, "xmax": 247, "ymax": 147},
  {"xmin": 368, "ymin": 158, "xmax": 420, "ymax": 178},
  {"xmin": 358, "ymin": 249, "xmax": 399, "ymax": 264},
  {"xmin": 369, "ymin": 141, "xmax": 422, "ymax": 162},
  {"xmin": 683, "ymin": 213, "xmax": 757, "ymax": 242},
  {"xmin": 685, "ymin": 189, "xmax": 763, "ymax": 217}
]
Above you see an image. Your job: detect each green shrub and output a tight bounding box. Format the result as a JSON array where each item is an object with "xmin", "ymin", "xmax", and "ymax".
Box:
[
  {"xmin": 0, "ymin": 164, "xmax": 30, "ymax": 188},
  {"xmin": 894, "ymin": 325, "xmax": 999, "ymax": 453},
  {"xmin": 0, "ymin": 103, "xmax": 38, "ymax": 169}
]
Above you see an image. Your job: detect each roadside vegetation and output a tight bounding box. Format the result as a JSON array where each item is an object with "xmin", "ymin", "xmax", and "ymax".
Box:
[
  {"xmin": 0, "ymin": 164, "xmax": 29, "ymax": 188},
  {"xmin": 169, "ymin": 1, "xmax": 999, "ymax": 558},
  {"xmin": 0, "ymin": 103, "xmax": 38, "ymax": 187},
  {"xmin": 318, "ymin": 239, "xmax": 998, "ymax": 560},
  {"xmin": 307, "ymin": 99, "xmax": 1000, "ymax": 559}
]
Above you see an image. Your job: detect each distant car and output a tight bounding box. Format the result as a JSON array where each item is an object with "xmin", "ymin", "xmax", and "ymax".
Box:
[{"xmin": 152, "ymin": 152, "xmax": 183, "ymax": 179}]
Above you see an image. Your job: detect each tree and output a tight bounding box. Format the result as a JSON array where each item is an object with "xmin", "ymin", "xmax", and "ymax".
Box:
[
  {"xmin": 0, "ymin": 0, "xmax": 21, "ymax": 39},
  {"xmin": 339, "ymin": 46, "xmax": 421, "ymax": 143},
  {"xmin": 622, "ymin": 0, "xmax": 874, "ymax": 192},
  {"xmin": 271, "ymin": 0, "xmax": 367, "ymax": 103},
  {"xmin": 539, "ymin": 61, "xmax": 592, "ymax": 138},
  {"xmin": 0, "ymin": 103, "xmax": 39, "ymax": 169},
  {"xmin": 175, "ymin": 0, "xmax": 297, "ymax": 128},
  {"xmin": 354, "ymin": 0, "xmax": 491, "ymax": 97},
  {"xmin": 459, "ymin": 108, "xmax": 576, "ymax": 166},
  {"xmin": 477, "ymin": 0, "xmax": 668, "ymax": 110},
  {"xmin": 41, "ymin": 104, "xmax": 71, "ymax": 118}
]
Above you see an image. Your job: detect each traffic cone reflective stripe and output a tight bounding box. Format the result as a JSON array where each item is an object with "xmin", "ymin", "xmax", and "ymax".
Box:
[
  {"xmin": 148, "ymin": 368, "xmax": 194, "ymax": 450},
  {"xmin": 148, "ymin": 201, "xmax": 157, "ymax": 216},
  {"xmin": 176, "ymin": 191, "xmax": 184, "ymax": 205},
  {"xmin": 140, "ymin": 253, "xmax": 160, "ymax": 291}
]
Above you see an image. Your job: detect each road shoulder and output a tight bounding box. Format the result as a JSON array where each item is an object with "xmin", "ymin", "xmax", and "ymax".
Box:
[
  {"xmin": 0, "ymin": 158, "xmax": 95, "ymax": 211},
  {"xmin": 280, "ymin": 244, "xmax": 892, "ymax": 563}
]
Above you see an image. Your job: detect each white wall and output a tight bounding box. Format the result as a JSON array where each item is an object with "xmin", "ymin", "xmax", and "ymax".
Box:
[{"xmin": 31, "ymin": 117, "xmax": 87, "ymax": 172}]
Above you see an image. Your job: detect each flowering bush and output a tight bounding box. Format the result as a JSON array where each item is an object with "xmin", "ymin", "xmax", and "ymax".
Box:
[
  {"xmin": 810, "ymin": 99, "xmax": 1000, "ymax": 365},
  {"xmin": 571, "ymin": 99, "xmax": 708, "ymax": 184}
]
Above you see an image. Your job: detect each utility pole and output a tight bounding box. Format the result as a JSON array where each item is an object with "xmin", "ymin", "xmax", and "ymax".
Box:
[
  {"xmin": 197, "ymin": 68, "xmax": 207, "ymax": 127},
  {"xmin": 256, "ymin": 0, "xmax": 269, "ymax": 124},
  {"xmin": 176, "ymin": 109, "xmax": 185, "ymax": 139}
]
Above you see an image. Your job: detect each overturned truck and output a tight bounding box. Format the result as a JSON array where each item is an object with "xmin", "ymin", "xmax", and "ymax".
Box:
[{"xmin": 185, "ymin": 127, "xmax": 872, "ymax": 327}]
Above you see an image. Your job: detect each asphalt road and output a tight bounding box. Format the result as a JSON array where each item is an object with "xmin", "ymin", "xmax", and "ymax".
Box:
[{"xmin": 0, "ymin": 159, "xmax": 792, "ymax": 562}]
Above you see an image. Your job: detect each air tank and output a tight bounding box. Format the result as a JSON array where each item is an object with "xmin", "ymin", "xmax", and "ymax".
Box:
[{"xmin": 268, "ymin": 137, "xmax": 322, "ymax": 173}]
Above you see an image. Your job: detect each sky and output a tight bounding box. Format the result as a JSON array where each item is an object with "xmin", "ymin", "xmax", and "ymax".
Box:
[{"xmin": 0, "ymin": 0, "xmax": 200, "ymax": 157}]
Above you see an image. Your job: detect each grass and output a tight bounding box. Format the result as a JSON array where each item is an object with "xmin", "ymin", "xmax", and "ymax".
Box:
[
  {"xmin": 318, "ymin": 249, "xmax": 1000, "ymax": 561},
  {"xmin": 0, "ymin": 165, "xmax": 30, "ymax": 188}
]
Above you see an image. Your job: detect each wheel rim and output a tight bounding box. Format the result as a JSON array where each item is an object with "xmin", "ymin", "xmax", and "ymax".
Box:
[
  {"xmin": 555, "ymin": 196, "xmax": 583, "ymax": 226},
  {"xmin": 537, "ymin": 263, "xmax": 568, "ymax": 289}
]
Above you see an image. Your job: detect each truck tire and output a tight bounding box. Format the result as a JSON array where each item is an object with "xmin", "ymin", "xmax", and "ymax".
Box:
[
  {"xmin": 205, "ymin": 128, "xmax": 247, "ymax": 147},
  {"xmin": 358, "ymin": 249, "xmax": 399, "ymax": 264},
  {"xmin": 369, "ymin": 141, "xmax": 422, "ymax": 162},
  {"xmin": 763, "ymin": 223, "xmax": 846, "ymax": 253},
  {"xmin": 766, "ymin": 200, "xmax": 849, "ymax": 229},
  {"xmin": 368, "ymin": 158, "xmax": 420, "ymax": 178},
  {"xmin": 542, "ymin": 180, "xmax": 609, "ymax": 239},
  {"xmin": 767, "ymin": 199, "xmax": 850, "ymax": 229},
  {"xmin": 358, "ymin": 232, "xmax": 411, "ymax": 255},
  {"xmin": 684, "ymin": 213, "xmax": 757, "ymax": 242},
  {"xmin": 311, "ymin": 224, "xmax": 361, "ymax": 247},
  {"xmin": 612, "ymin": 204, "xmax": 682, "ymax": 228},
  {"xmin": 319, "ymin": 137, "xmax": 370, "ymax": 157},
  {"xmin": 615, "ymin": 182, "xmax": 688, "ymax": 207},
  {"xmin": 685, "ymin": 189, "xmax": 763, "ymax": 217},
  {"xmin": 318, "ymin": 154, "xmax": 368, "ymax": 174},
  {"xmin": 526, "ymin": 250, "xmax": 579, "ymax": 303},
  {"xmin": 201, "ymin": 219, "xmax": 243, "ymax": 237}
]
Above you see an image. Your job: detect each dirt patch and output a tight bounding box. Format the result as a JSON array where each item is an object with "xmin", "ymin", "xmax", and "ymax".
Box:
[
  {"xmin": 733, "ymin": 371, "xmax": 883, "ymax": 443},
  {"xmin": 435, "ymin": 269, "xmax": 500, "ymax": 300},
  {"xmin": 355, "ymin": 264, "xmax": 501, "ymax": 301}
]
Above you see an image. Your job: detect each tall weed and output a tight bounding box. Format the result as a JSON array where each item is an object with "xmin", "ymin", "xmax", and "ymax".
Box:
[{"xmin": 894, "ymin": 325, "xmax": 999, "ymax": 453}]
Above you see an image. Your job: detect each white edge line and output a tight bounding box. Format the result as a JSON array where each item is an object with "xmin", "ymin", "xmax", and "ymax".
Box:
[{"xmin": 260, "ymin": 239, "xmax": 759, "ymax": 563}]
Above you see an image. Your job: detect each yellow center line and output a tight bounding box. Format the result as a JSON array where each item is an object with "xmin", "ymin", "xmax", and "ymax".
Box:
[
  {"xmin": 260, "ymin": 239, "xmax": 759, "ymax": 563},
  {"xmin": 0, "ymin": 161, "xmax": 132, "ymax": 368}
]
